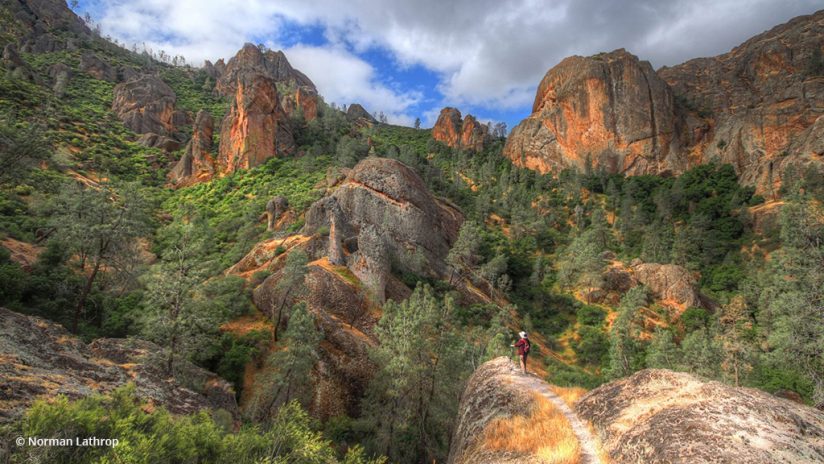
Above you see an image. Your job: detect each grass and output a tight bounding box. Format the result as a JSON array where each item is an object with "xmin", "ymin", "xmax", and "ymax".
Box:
[
  {"xmin": 550, "ymin": 385, "xmax": 588, "ymax": 408},
  {"xmin": 482, "ymin": 393, "xmax": 582, "ymax": 464}
]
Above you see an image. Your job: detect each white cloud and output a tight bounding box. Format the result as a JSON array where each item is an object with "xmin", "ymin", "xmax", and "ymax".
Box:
[
  {"xmin": 86, "ymin": 0, "xmax": 823, "ymax": 120},
  {"xmin": 284, "ymin": 45, "xmax": 421, "ymax": 126}
]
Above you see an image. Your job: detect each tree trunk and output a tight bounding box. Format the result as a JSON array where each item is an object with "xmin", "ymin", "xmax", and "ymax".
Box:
[{"xmin": 73, "ymin": 258, "xmax": 101, "ymax": 333}]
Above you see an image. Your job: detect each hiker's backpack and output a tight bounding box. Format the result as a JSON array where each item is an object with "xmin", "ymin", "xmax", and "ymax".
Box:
[{"xmin": 523, "ymin": 339, "xmax": 530, "ymax": 354}]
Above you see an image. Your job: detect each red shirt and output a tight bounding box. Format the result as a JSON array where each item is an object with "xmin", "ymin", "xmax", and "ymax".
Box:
[{"xmin": 515, "ymin": 338, "xmax": 530, "ymax": 356}]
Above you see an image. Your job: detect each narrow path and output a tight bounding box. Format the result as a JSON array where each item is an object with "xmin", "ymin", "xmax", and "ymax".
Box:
[{"xmin": 508, "ymin": 367, "xmax": 604, "ymax": 464}]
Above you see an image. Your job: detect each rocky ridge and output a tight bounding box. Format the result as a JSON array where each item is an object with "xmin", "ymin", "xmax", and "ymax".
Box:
[{"xmin": 0, "ymin": 307, "xmax": 238, "ymax": 424}]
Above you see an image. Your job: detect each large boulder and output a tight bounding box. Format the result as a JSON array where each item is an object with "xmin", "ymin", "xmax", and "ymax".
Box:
[
  {"xmin": 576, "ymin": 369, "xmax": 824, "ymax": 463},
  {"xmin": 631, "ymin": 262, "xmax": 706, "ymax": 310},
  {"xmin": 112, "ymin": 75, "xmax": 188, "ymax": 146},
  {"xmin": 0, "ymin": 307, "xmax": 238, "ymax": 423},
  {"xmin": 2, "ymin": 44, "xmax": 35, "ymax": 82},
  {"xmin": 169, "ymin": 110, "xmax": 216, "ymax": 186},
  {"xmin": 504, "ymin": 49, "xmax": 682, "ymax": 176},
  {"xmin": 432, "ymin": 107, "xmax": 488, "ymax": 151},
  {"xmin": 48, "ymin": 62, "xmax": 71, "ymax": 97}
]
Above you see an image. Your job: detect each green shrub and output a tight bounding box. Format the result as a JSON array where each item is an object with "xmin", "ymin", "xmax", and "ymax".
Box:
[
  {"xmin": 577, "ymin": 305, "xmax": 606, "ymax": 327},
  {"xmin": 574, "ymin": 326, "xmax": 609, "ymax": 365},
  {"xmin": 681, "ymin": 307, "xmax": 710, "ymax": 333}
]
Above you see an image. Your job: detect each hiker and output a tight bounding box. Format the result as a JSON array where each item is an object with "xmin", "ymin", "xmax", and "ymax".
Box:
[{"xmin": 511, "ymin": 331, "xmax": 530, "ymax": 374}]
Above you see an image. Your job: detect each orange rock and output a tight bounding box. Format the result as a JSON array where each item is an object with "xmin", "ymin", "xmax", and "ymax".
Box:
[{"xmin": 433, "ymin": 107, "xmax": 488, "ymax": 151}]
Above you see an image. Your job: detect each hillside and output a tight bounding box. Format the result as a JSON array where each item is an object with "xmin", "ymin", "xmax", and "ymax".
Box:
[{"xmin": 1, "ymin": 1, "xmax": 824, "ymax": 463}]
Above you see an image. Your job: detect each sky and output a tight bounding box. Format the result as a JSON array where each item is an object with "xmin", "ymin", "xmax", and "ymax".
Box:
[{"xmin": 72, "ymin": 0, "xmax": 822, "ymax": 129}]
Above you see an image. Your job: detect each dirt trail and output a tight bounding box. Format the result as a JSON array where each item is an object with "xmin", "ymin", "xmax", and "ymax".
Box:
[{"xmin": 509, "ymin": 367, "xmax": 604, "ymax": 464}]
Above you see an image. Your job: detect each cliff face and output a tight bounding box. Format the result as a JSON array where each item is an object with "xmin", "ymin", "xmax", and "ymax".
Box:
[
  {"xmin": 659, "ymin": 10, "xmax": 824, "ymax": 194},
  {"xmin": 0, "ymin": 307, "xmax": 238, "ymax": 423},
  {"xmin": 505, "ymin": 11, "xmax": 824, "ymax": 194},
  {"xmin": 504, "ymin": 49, "xmax": 682, "ymax": 176},
  {"xmin": 577, "ymin": 369, "xmax": 824, "ymax": 463}
]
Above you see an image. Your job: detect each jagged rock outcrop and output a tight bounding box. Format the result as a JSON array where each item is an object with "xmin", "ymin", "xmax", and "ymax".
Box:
[
  {"xmin": 235, "ymin": 158, "xmax": 464, "ymax": 420},
  {"xmin": 577, "ymin": 369, "xmax": 824, "ymax": 463},
  {"xmin": 433, "ymin": 107, "xmax": 488, "ymax": 151},
  {"xmin": 504, "ymin": 49, "xmax": 681, "ymax": 175},
  {"xmin": 505, "ymin": 12, "xmax": 824, "ymax": 195},
  {"xmin": 346, "ymin": 103, "xmax": 377, "ymax": 125},
  {"xmin": 112, "ymin": 74, "xmax": 189, "ymax": 150},
  {"xmin": 169, "ymin": 110, "xmax": 216, "ymax": 186},
  {"xmin": 281, "ymin": 86, "xmax": 319, "ymax": 121},
  {"xmin": 658, "ymin": 10, "xmax": 824, "ymax": 195},
  {"xmin": 5, "ymin": 0, "xmax": 92, "ymax": 41},
  {"xmin": 303, "ymin": 157, "xmax": 464, "ymax": 295},
  {"xmin": 215, "ymin": 44, "xmax": 299, "ymax": 173},
  {"xmin": 215, "ymin": 43, "xmax": 315, "ymax": 97},
  {"xmin": 262, "ymin": 196, "xmax": 289, "ymax": 231},
  {"xmin": 80, "ymin": 51, "xmax": 116, "ymax": 82},
  {"xmin": 0, "ymin": 307, "xmax": 238, "ymax": 423}
]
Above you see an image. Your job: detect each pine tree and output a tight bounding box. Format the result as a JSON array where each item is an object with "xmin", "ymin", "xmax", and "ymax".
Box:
[
  {"xmin": 646, "ymin": 327, "xmax": 680, "ymax": 369},
  {"xmin": 608, "ymin": 286, "xmax": 648, "ymax": 378},
  {"xmin": 269, "ymin": 250, "xmax": 308, "ymax": 342},
  {"xmin": 717, "ymin": 296, "xmax": 754, "ymax": 386},
  {"xmin": 254, "ymin": 302, "xmax": 321, "ymax": 420}
]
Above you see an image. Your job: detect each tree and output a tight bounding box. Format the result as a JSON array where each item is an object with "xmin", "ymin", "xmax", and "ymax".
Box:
[
  {"xmin": 646, "ymin": 327, "xmax": 680, "ymax": 369},
  {"xmin": 557, "ymin": 228, "xmax": 606, "ymax": 302},
  {"xmin": 414, "ymin": 117, "xmax": 421, "ymax": 129},
  {"xmin": 141, "ymin": 216, "xmax": 217, "ymax": 374},
  {"xmin": 254, "ymin": 303, "xmax": 321, "ymax": 420},
  {"xmin": 0, "ymin": 119, "xmax": 50, "ymax": 186},
  {"xmin": 269, "ymin": 250, "xmax": 308, "ymax": 342},
  {"xmin": 446, "ymin": 221, "xmax": 484, "ymax": 281},
  {"xmin": 607, "ymin": 286, "xmax": 648, "ymax": 378},
  {"xmin": 718, "ymin": 295, "xmax": 754, "ymax": 386},
  {"xmin": 50, "ymin": 182, "xmax": 148, "ymax": 332},
  {"xmin": 679, "ymin": 325, "xmax": 722, "ymax": 378},
  {"xmin": 756, "ymin": 195, "xmax": 824, "ymax": 402},
  {"xmin": 363, "ymin": 285, "xmax": 470, "ymax": 463}
]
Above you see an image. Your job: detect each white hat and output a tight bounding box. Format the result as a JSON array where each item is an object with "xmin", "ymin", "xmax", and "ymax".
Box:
[{"xmin": 519, "ymin": 331, "xmax": 527, "ymax": 338}]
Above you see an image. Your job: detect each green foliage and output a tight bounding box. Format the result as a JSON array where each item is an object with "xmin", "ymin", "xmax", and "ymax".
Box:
[
  {"xmin": 574, "ymin": 326, "xmax": 609, "ymax": 366},
  {"xmin": 362, "ymin": 285, "xmax": 471, "ymax": 463},
  {"xmin": 577, "ymin": 305, "xmax": 606, "ymax": 327},
  {"xmin": 607, "ymin": 286, "xmax": 648, "ymax": 379},
  {"xmin": 681, "ymin": 307, "xmax": 710, "ymax": 333},
  {"xmin": 6, "ymin": 384, "xmax": 377, "ymax": 464}
]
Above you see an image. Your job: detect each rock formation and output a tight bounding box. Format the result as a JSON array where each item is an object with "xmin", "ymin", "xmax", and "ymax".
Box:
[
  {"xmin": 232, "ymin": 158, "xmax": 465, "ymax": 419},
  {"xmin": 214, "ymin": 44, "xmax": 299, "ymax": 174},
  {"xmin": 433, "ymin": 107, "xmax": 488, "ymax": 151},
  {"xmin": 169, "ymin": 110, "xmax": 215, "ymax": 186},
  {"xmin": 505, "ymin": 11, "xmax": 824, "ymax": 194},
  {"xmin": 112, "ymin": 74, "xmax": 189, "ymax": 150},
  {"xmin": 447, "ymin": 357, "xmax": 542, "ymax": 464},
  {"xmin": 577, "ymin": 369, "xmax": 824, "ymax": 463},
  {"xmin": 0, "ymin": 307, "xmax": 238, "ymax": 423},
  {"xmin": 504, "ymin": 49, "xmax": 681, "ymax": 175},
  {"xmin": 215, "ymin": 43, "xmax": 315, "ymax": 97},
  {"xmin": 630, "ymin": 261, "xmax": 707, "ymax": 311},
  {"xmin": 658, "ymin": 10, "xmax": 824, "ymax": 195},
  {"xmin": 48, "ymin": 62, "xmax": 70, "ymax": 97},
  {"xmin": 303, "ymin": 157, "xmax": 464, "ymax": 293},
  {"xmin": 2, "ymin": 44, "xmax": 35, "ymax": 81},
  {"xmin": 80, "ymin": 51, "xmax": 116, "ymax": 82},
  {"xmin": 281, "ymin": 86, "xmax": 319, "ymax": 121},
  {"xmin": 262, "ymin": 196, "xmax": 289, "ymax": 231},
  {"xmin": 346, "ymin": 103, "xmax": 377, "ymax": 126}
]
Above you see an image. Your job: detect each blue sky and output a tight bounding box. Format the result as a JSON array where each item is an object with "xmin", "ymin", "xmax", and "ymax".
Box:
[{"xmin": 72, "ymin": 0, "xmax": 822, "ymax": 130}]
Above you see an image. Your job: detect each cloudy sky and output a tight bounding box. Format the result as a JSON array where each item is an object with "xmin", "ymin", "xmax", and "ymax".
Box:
[{"xmin": 74, "ymin": 0, "xmax": 821, "ymax": 128}]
